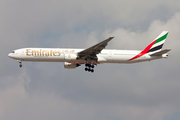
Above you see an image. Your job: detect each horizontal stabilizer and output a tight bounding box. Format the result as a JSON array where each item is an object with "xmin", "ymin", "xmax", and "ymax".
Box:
[{"xmin": 150, "ymin": 49, "xmax": 171, "ymax": 56}]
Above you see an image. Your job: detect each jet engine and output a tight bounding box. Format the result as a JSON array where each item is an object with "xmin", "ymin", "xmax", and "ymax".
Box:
[{"xmin": 64, "ymin": 62, "xmax": 80, "ymax": 69}]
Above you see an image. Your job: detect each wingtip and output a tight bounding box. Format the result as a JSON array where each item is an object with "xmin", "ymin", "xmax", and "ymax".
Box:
[{"xmin": 109, "ymin": 37, "xmax": 114, "ymax": 39}]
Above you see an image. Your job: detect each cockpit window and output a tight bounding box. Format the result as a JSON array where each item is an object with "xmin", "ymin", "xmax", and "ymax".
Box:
[{"xmin": 12, "ymin": 51, "xmax": 15, "ymax": 53}]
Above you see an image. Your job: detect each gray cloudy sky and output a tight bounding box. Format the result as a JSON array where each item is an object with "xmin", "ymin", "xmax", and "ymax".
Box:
[{"xmin": 1, "ymin": 0, "xmax": 180, "ymax": 120}]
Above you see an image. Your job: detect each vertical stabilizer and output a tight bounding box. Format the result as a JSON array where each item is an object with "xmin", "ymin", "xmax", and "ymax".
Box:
[
  {"xmin": 128, "ymin": 31, "xmax": 169, "ymax": 61},
  {"xmin": 147, "ymin": 31, "xmax": 168, "ymax": 54}
]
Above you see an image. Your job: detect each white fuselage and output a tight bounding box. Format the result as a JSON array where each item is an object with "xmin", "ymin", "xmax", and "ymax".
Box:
[{"xmin": 8, "ymin": 48, "xmax": 164, "ymax": 64}]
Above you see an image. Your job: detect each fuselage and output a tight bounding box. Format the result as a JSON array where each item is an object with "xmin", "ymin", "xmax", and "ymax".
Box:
[
  {"xmin": 8, "ymin": 48, "xmax": 164, "ymax": 64},
  {"xmin": 8, "ymin": 31, "xmax": 170, "ymax": 72}
]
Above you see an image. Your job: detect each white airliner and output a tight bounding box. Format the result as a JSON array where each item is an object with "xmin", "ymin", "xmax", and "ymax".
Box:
[{"xmin": 8, "ymin": 31, "xmax": 170, "ymax": 72}]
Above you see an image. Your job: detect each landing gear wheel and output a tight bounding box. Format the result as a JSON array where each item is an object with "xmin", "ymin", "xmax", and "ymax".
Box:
[
  {"xmin": 85, "ymin": 64, "xmax": 88, "ymax": 67},
  {"xmin": 85, "ymin": 64, "xmax": 91, "ymax": 67},
  {"xmin": 85, "ymin": 63, "xmax": 95, "ymax": 73},
  {"xmin": 17, "ymin": 60, "xmax": 22, "ymax": 67}
]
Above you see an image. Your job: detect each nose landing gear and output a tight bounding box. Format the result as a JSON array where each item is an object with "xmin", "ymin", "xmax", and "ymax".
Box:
[
  {"xmin": 17, "ymin": 60, "xmax": 22, "ymax": 67},
  {"xmin": 85, "ymin": 63, "xmax": 95, "ymax": 73}
]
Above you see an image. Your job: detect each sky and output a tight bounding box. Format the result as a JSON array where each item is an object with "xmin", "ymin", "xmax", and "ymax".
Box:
[{"xmin": 1, "ymin": 0, "xmax": 180, "ymax": 120}]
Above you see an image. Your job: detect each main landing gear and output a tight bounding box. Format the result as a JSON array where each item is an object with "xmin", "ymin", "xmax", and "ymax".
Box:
[
  {"xmin": 85, "ymin": 63, "xmax": 94, "ymax": 73},
  {"xmin": 17, "ymin": 60, "xmax": 22, "ymax": 67}
]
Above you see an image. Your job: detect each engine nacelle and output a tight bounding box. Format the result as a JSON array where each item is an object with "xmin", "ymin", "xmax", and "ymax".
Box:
[{"xmin": 64, "ymin": 62, "xmax": 80, "ymax": 69}]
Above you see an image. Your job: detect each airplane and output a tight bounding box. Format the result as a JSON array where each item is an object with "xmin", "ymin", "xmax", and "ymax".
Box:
[{"xmin": 8, "ymin": 31, "xmax": 171, "ymax": 73}]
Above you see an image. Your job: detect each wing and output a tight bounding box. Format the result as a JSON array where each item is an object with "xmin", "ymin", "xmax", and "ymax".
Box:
[{"xmin": 77, "ymin": 37, "xmax": 114, "ymax": 62}]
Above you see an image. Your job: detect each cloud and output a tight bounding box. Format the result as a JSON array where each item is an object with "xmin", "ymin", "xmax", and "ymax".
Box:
[{"xmin": 1, "ymin": 0, "xmax": 180, "ymax": 120}]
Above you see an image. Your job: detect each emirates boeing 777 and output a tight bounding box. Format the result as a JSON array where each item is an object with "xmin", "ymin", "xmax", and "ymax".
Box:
[{"xmin": 8, "ymin": 31, "xmax": 171, "ymax": 73}]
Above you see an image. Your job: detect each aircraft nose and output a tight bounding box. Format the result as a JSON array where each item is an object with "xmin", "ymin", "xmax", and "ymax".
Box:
[{"xmin": 8, "ymin": 53, "xmax": 13, "ymax": 58}]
